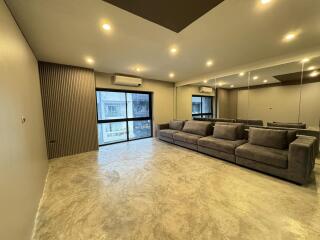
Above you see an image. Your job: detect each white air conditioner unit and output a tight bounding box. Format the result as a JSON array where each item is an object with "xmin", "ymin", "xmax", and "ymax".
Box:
[
  {"xmin": 199, "ymin": 87, "xmax": 213, "ymax": 93},
  {"xmin": 113, "ymin": 75, "xmax": 142, "ymax": 87}
]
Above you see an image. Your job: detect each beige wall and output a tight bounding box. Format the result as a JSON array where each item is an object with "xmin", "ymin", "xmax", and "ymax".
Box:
[
  {"xmin": 217, "ymin": 89, "xmax": 237, "ymax": 119},
  {"xmin": 95, "ymin": 72, "xmax": 175, "ymax": 133},
  {"xmin": 176, "ymin": 85, "xmax": 215, "ymax": 120},
  {"xmin": 0, "ymin": 1, "xmax": 48, "ymax": 240},
  {"xmin": 237, "ymin": 82, "xmax": 320, "ymax": 129}
]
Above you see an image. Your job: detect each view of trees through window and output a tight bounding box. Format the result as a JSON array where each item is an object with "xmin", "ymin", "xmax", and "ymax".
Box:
[
  {"xmin": 192, "ymin": 95, "xmax": 214, "ymax": 118},
  {"xmin": 96, "ymin": 90, "xmax": 152, "ymax": 145}
]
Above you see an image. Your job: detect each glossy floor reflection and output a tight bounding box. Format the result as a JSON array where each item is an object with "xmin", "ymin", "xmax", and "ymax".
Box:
[{"xmin": 32, "ymin": 139, "xmax": 320, "ymax": 240}]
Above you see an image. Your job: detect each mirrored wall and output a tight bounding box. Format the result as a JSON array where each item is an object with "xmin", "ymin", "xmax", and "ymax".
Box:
[{"xmin": 176, "ymin": 55, "xmax": 320, "ymax": 131}]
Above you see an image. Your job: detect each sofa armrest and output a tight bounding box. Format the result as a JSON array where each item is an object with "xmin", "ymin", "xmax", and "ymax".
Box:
[
  {"xmin": 157, "ymin": 123, "xmax": 169, "ymax": 130},
  {"xmin": 155, "ymin": 123, "xmax": 169, "ymax": 137},
  {"xmin": 288, "ymin": 136, "xmax": 316, "ymax": 184}
]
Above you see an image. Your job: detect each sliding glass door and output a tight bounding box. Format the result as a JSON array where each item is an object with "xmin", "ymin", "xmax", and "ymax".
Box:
[{"xmin": 96, "ymin": 90, "xmax": 152, "ymax": 145}]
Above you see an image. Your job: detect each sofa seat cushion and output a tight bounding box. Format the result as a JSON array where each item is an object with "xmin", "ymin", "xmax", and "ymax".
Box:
[
  {"xmin": 235, "ymin": 143, "xmax": 288, "ymax": 168},
  {"xmin": 173, "ymin": 132, "xmax": 202, "ymax": 144},
  {"xmin": 159, "ymin": 129, "xmax": 179, "ymax": 139},
  {"xmin": 198, "ymin": 136, "xmax": 247, "ymax": 154}
]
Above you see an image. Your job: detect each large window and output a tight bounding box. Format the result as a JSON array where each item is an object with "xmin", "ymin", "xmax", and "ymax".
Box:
[
  {"xmin": 192, "ymin": 95, "xmax": 214, "ymax": 118},
  {"xmin": 96, "ymin": 90, "xmax": 152, "ymax": 145}
]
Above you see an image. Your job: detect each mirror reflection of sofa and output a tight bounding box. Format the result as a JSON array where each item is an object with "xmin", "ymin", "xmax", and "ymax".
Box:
[
  {"xmin": 267, "ymin": 122, "xmax": 307, "ymax": 129},
  {"xmin": 192, "ymin": 117, "xmax": 264, "ymax": 127},
  {"xmin": 157, "ymin": 120, "xmax": 318, "ymax": 185},
  {"xmin": 192, "ymin": 117, "xmax": 235, "ymax": 123}
]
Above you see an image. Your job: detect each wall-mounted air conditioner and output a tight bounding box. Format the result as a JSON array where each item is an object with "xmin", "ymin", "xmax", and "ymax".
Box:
[
  {"xmin": 113, "ymin": 75, "xmax": 142, "ymax": 87},
  {"xmin": 199, "ymin": 87, "xmax": 213, "ymax": 93}
]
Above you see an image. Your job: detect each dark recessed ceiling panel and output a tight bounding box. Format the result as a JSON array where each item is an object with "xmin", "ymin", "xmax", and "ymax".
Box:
[
  {"xmin": 102, "ymin": 0, "xmax": 224, "ymax": 32},
  {"xmin": 274, "ymin": 69, "xmax": 320, "ymax": 84}
]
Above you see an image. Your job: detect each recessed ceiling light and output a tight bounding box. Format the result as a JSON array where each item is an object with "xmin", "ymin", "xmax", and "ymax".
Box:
[
  {"xmin": 230, "ymin": 85, "xmax": 234, "ymax": 88},
  {"xmin": 253, "ymin": 76, "xmax": 259, "ymax": 80},
  {"xmin": 85, "ymin": 57, "xmax": 95, "ymax": 65},
  {"xmin": 301, "ymin": 58, "xmax": 310, "ymax": 64},
  {"xmin": 263, "ymin": 79, "xmax": 268, "ymax": 83},
  {"xmin": 283, "ymin": 33, "xmax": 296, "ymax": 42},
  {"xmin": 307, "ymin": 66, "xmax": 316, "ymax": 71},
  {"xmin": 261, "ymin": 0, "xmax": 271, "ymax": 4},
  {"xmin": 309, "ymin": 71, "xmax": 319, "ymax": 77},
  {"xmin": 206, "ymin": 60, "xmax": 213, "ymax": 67},
  {"xmin": 169, "ymin": 72, "xmax": 175, "ymax": 78},
  {"xmin": 239, "ymin": 72, "xmax": 245, "ymax": 77},
  {"xmin": 170, "ymin": 47, "xmax": 178, "ymax": 55},
  {"xmin": 218, "ymin": 82, "xmax": 224, "ymax": 86},
  {"xmin": 136, "ymin": 67, "xmax": 141, "ymax": 72},
  {"xmin": 102, "ymin": 23, "xmax": 111, "ymax": 31},
  {"xmin": 203, "ymin": 80, "xmax": 208, "ymax": 83}
]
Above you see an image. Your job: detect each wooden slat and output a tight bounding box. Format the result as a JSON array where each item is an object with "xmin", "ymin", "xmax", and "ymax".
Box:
[{"xmin": 38, "ymin": 62, "xmax": 98, "ymax": 159}]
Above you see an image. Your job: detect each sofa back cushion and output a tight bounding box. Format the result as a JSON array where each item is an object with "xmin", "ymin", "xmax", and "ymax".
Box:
[
  {"xmin": 236, "ymin": 119, "xmax": 263, "ymax": 126},
  {"xmin": 213, "ymin": 125, "xmax": 238, "ymax": 141},
  {"xmin": 249, "ymin": 128, "xmax": 288, "ymax": 149},
  {"xmin": 215, "ymin": 122, "xmax": 245, "ymax": 139},
  {"xmin": 169, "ymin": 120, "xmax": 185, "ymax": 131},
  {"xmin": 287, "ymin": 130, "xmax": 297, "ymax": 145},
  {"xmin": 182, "ymin": 120, "xmax": 213, "ymax": 136},
  {"xmin": 267, "ymin": 122, "xmax": 306, "ymax": 129},
  {"xmin": 213, "ymin": 118, "xmax": 235, "ymax": 123}
]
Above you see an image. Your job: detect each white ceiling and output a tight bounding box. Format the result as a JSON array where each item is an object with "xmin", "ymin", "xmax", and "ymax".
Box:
[{"xmin": 6, "ymin": 0, "xmax": 320, "ymax": 82}]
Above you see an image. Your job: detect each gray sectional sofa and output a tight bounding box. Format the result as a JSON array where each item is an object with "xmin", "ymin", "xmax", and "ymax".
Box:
[{"xmin": 157, "ymin": 120, "xmax": 317, "ymax": 185}]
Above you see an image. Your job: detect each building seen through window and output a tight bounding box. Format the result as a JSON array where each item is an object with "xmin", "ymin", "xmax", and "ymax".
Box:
[
  {"xmin": 96, "ymin": 91, "xmax": 152, "ymax": 145},
  {"xmin": 192, "ymin": 95, "xmax": 214, "ymax": 118}
]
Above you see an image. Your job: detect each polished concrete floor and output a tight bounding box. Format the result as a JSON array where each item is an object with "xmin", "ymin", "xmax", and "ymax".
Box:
[{"xmin": 32, "ymin": 138, "xmax": 320, "ymax": 240}]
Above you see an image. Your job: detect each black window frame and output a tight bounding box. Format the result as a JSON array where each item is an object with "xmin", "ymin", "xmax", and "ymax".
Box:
[
  {"xmin": 192, "ymin": 95, "xmax": 214, "ymax": 118},
  {"xmin": 96, "ymin": 88, "xmax": 153, "ymax": 146}
]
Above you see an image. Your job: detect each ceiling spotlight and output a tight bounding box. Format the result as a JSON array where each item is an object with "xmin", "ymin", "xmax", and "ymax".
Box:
[
  {"xmin": 230, "ymin": 85, "xmax": 234, "ymax": 88},
  {"xmin": 170, "ymin": 47, "xmax": 178, "ymax": 55},
  {"xmin": 283, "ymin": 33, "xmax": 296, "ymax": 42},
  {"xmin": 261, "ymin": 0, "xmax": 271, "ymax": 4},
  {"xmin": 253, "ymin": 76, "xmax": 259, "ymax": 80},
  {"xmin": 301, "ymin": 58, "xmax": 310, "ymax": 64},
  {"xmin": 307, "ymin": 66, "xmax": 316, "ymax": 71},
  {"xmin": 218, "ymin": 82, "xmax": 224, "ymax": 86},
  {"xmin": 102, "ymin": 23, "xmax": 111, "ymax": 31},
  {"xmin": 206, "ymin": 60, "xmax": 213, "ymax": 67},
  {"xmin": 85, "ymin": 57, "xmax": 95, "ymax": 65},
  {"xmin": 203, "ymin": 80, "xmax": 208, "ymax": 83},
  {"xmin": 263, "ymin": 79, "xmax": 268, "ymax": 83},
  {"xmin": 136, "ymin": 67, "xmax": 141, "ymax": 72},
  {"xmin": 239, "ymin": 72, "xmax": 245, "ymax": 76},
  {"xmin": 169, "ymin": 72, "xmax": 175, "ymax": 78},
  {"xmin": 309, "ymin": 71, "xmax": 319, "ymax": 77}
]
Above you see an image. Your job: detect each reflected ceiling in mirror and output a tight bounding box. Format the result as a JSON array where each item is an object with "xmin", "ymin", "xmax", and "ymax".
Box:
[{"xmin": 192, "ymin": 55, "xmax": 320, "ymax": 89}]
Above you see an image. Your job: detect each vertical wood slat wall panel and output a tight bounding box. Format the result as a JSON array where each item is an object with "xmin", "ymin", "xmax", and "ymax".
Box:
[{"xmin": 38, "ymin": 62, "xmax": 98, "ymax": 159}]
